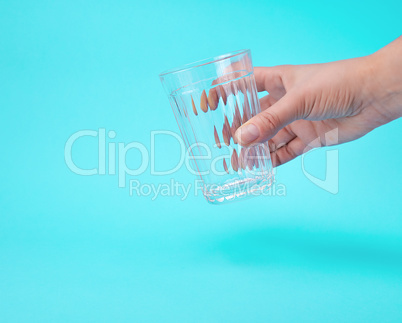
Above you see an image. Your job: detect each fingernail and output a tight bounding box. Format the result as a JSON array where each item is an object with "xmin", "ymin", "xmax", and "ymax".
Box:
[{"xmin": 235, "ymin": 123, "xmax": 259, "ymax": 145}]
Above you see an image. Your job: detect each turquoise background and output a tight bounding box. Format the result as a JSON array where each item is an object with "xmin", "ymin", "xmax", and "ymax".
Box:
[{"xmin": 1, "ymin": 0, "xmax": 402, "ymax": 321}]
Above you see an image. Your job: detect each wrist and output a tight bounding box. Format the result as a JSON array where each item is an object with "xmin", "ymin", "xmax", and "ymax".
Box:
[{"xmin": 362, "ymin": 37, "xmax": 402, "ymax": 123}]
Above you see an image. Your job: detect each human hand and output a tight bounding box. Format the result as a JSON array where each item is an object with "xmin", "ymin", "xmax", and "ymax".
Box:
[{"xmin": 234, "ymin": 36, "xmax": 402, "ymax": 167}]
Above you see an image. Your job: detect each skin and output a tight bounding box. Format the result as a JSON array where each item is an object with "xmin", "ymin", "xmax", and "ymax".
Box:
[{"xmin": 234, "ymin": 36, "xmax": 402, "ymax": 167}]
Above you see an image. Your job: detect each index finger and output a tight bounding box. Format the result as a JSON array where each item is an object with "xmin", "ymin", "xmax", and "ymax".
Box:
[{"xmin": 254, "ymin": 66, "xmax": 287, "ymax": 98}]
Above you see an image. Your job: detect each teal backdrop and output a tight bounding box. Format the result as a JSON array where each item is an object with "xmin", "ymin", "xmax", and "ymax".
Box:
[{"xmin": 1, "ymin": 0, "xmax": 401, "ymax": 322}]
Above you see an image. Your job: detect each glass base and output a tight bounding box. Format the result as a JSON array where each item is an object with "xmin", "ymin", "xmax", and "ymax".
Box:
[{"xmin": 203, "ymin": 175, "xmax": 274, "ymax": 204}]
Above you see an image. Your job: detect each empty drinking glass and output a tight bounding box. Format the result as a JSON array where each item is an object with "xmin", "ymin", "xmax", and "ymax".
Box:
[{"xmin": 160, "ymin": 49, "xmax": 273, "ymax": 204}]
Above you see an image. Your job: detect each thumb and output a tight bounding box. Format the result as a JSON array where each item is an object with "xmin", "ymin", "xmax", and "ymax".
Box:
[{"xmin": 234, "ymin": 93, "xmax": 303, "ymax": 145}]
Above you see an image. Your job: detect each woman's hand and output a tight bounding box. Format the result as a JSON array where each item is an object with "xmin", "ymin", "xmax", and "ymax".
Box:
[{"xmin": 235, "ymin": 36, "xmax": 402, "ymax": 167}]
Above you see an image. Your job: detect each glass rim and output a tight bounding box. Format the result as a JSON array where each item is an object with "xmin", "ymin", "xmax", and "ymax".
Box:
[{"xmin": 159, "ymin": 49, "xmax": 250, "ymax": 78}]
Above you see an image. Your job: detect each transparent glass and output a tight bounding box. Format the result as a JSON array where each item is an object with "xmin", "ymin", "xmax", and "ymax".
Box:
[{"xmin": 159, "ymin": 49, "xmax": 273, "ymax": 204}]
